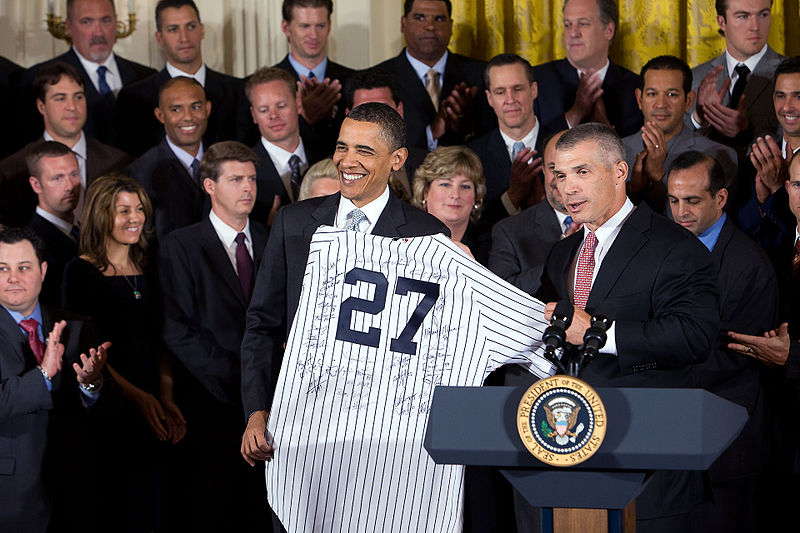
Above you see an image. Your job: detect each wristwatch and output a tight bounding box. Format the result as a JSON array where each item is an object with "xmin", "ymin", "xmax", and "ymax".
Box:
[{"xmin": 79, "ymin": 375, "xmax": 103, "ymax": 393}]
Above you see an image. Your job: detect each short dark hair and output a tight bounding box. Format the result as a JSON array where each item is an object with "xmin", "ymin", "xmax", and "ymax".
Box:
[
  {"xmin": 774, "ymin": 56, "xmax": 800, "ymax": 84},
  {"xmin": 346, "ymin": 102, "xmax": 406, "ymax": 151},
  {"xmin": 404, "ymin": 0, "xmax": 452, "ymax": 17},
  {"xmin": 282, "ymin": 0, "xmax": 332, "ymax": 21},
  {"xmin": 564, "ymin": 0, "xmax": 618, "ymax": 39},
  {"xmin": 0, "ymin": 226, "xmax": 46, "ymax": 266},
  {"xmin": 26, "ymin": 141, "xmax": 75, "ymax": 179},
  {"xmin": 67, "ymin": 0, "xmax": 116, "ymax": 19},
  {"xmin": 668, "ymin": 151, "xmax": 726, "ymax": 196},
  {"xmin": 484, "ymin": 53, "xmax": 535, "ymax": 89},
  {"xmin": 200, "ymin": 141, "xmax": 259, "ymax": 183},
  {"xmin": 158, "ymin": 76, "xmax": 206, "ymax": 107},
  {"xmin": 343, "ymin": 68, "xmax": 402, "ymax": 110},
  {"xmin": 639, "ymin": 55, "xmax": 692, "ymax": 95},
  {"xmin": 555, "ymin": 122, "xmax": 625, "ymax": 166},
  {"xmin": 245, "ymin": 66, "xmax": 297, "ymax": 103},
  {"xmin": 33, "ymin": 62, "xmax": 84, "ymax": 103},
  {"xmin": 155, "ymin": 0, "xmax": 201, "ymax": 31}
]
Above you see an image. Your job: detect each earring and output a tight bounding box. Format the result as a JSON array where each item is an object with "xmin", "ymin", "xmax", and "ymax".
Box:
[
  {"xmin": 473, "ymin": 204, "xmax": 480, "ymax": 210},
  {"xmin": 422, "ymin": 199, "xmax": 427, "ymax": 206}
]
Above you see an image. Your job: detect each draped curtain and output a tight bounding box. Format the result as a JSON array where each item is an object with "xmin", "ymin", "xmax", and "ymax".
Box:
[{"xmin": 450, "ymin": 0, "xmax": 799, "ymax": 73}]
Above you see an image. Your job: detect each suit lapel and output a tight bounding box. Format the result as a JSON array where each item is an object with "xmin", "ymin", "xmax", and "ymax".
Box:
[
  {"xmin": 745, "ymin": 47, "xmax": 779, "ymax": 114},
  {"xmin": 536, "ymin": 203, "xmax": 563, "ymax": 242},
  {"xmin": 198, "ymin": 219, "xmax": 247, "ymax": 306},
  {"xmin": 372, "ymin": 193, "xmax": 407, "ymax": 238},
  {"xmin": 0, "ymin": 307, "xmax": 26, "ymax": 366},
  {"xmin": 397, "ymin": 50, "xmax": 436, "ymax": 115},
  {"xmin": 305, "ymin": 194, "xmax": 339, "ymax": 242}
]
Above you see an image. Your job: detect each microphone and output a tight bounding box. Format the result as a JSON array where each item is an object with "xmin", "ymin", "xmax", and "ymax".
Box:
[
  {"xmin": 542, "ymin": 300, "xmax": 574, "ymax": 374},
  {"xmin": 570, "ymin": 315, "xmax": 612, "ymax": 376}
]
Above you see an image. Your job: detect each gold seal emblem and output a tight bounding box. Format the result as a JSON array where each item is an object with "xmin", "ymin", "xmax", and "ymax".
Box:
[{"xmin": 517, "ymin": 375, "xmax": 607, "ymax": 466}]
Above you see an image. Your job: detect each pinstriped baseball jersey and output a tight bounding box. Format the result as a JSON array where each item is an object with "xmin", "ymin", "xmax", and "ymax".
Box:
[{"xmin": 266, "ymin": 226, "xmax": 554, "ymax": 532}]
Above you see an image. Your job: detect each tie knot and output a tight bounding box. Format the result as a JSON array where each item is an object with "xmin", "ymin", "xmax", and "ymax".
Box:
[
  {"xmin": 346, "ymin": 208, "xmax": 367, "ymax": 231},
  {"xmin": 97, "ymin": 65, "xmax": 108, "ymax": 76},
  {"xmin": 564, "ymin": 216, "xmax": 573, "ymax": 228},
  {"xmin": 235, "ymin": 232, "xmax": 247, "ymax": 245},
  {"xmin": 584, "ymin": 231, "xmax": 598, "ymax": 251},
  {"xmin": 426, "ymin": 69, "xmax": 439, "ymax": 83},
  {"xmin": 288, "ymin": 155, "xmax": 301, "ymax": 171},
  {"xmin": 734, "ymin": 64, "xmax": 750, "ymax": 77},
  {"xmin": 307, "ymin": 71, "xmax": 316, "ymax": 80},
  {"xmin": 512, "ymin": 141, "xmax": 525, "ymax": 158},
  {"xmin": 19, "ymin": 318, "xmax": 39, "ymax": 335}
]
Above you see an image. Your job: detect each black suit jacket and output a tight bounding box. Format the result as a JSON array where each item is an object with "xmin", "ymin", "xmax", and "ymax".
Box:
[
  {"xmin": 533, "ymin": 58, "xmax": 641, "ymax": 137},
  {"xmin": 0, "ymin": 136, "xmax": 131, "ymax": 227},
  {"xmin": 126, "ymin": 138, "xmax": 208, "ymax": 240},
  {"xmin": 115, "ymin": 67, "xmax": 246, "ymax": 157},
  {"xmin": 27, "ymin": 213, "xmax": 78, "ymax": 308},
  {"xmin": 467, "ymin": 125, "xmax": 550, "ymax": 226},
  {"xmin": 20, "ymin": 49, "xmax": 155, "ymax": 147},
  {"xmin": 0, "ymin": 56, "xmax": 24, "ymax": 159},
  {"xmin": 374, "ymin": 49, "xmax": 495, "ymax": 150},
  {"xmin": 274, "ymin": 55, "xmax": 354, "ymax": 157},
  {"xmin": 538, "ymin": 203, "xmax": 719, "ymax": 519},
  {"xmin": 0, "ymin": 305, "xmax": 111, "ymax": 532},
  {"xmin": 159, "ymin": 217, "xmax": 267, "ymax": 408},
  {"xmin": 240, "ymin": 192, "xmax": 450, "ymax": 416}
]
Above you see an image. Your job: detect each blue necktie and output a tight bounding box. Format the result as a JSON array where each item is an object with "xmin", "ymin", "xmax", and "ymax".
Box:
[
  {"xmin": 191, "ymin": 158, "xmax": 200, "ymax": 185},
  {"xmin": 564, "ymin": 216, "xmax": 573, "ymax": 232},
  {"xmin": 512, "ymin": 141, "xmax": 525, "ymax": 160},
  {"xmin": 307, "ymin": 71, "xmax": 316, "ymax": 80},
  {"xmin": 96, "ymin": 65, "xmax": 111, "ymax": 95}
]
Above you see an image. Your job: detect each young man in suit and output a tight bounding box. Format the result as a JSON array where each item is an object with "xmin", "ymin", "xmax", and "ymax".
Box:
[
  {"xmin": 20, "ymin": 0, "xmax": 155, "ymax": 147},
  {"xmin": 666, "ymin": 151, "xmax": 777, "ymax": 533},
  {"xmin": 25, "ymin": 142, "xmax": 81, "ymax": 307},
  {"xmin": 126, "ymin": 76, "xmax": 210, "ymax": 239},
  {"xmin": 0, "ymin": 62, "xmax": 130, "ymax": 228},
  {"xmin": 0, "ymin": 227, "xmax": 109, "ymax": 533},
  {"xmin": 539, "ymin": 123, "xmax": 719, "ymax": 533},
  {"xmin": 239, "ymin": 102, "xmax": 448, "ymax": 532},
  {"xmin": 374, "ymin": 0, "xmax": 495, "ymax": 151},
  {"xmin": 158, "ymin": 141, "xmax": 269, "ymax": 532},
  {"xmin": 468, "ymin": 53, "xmax": 550, "ymax": 225},
  {"xmin": 116, "ymin": 0, "xmax": 246, "ymax": 156},
  {"xmin": 533, "ymin": 0, "xmax": 641, "ymax": 137},
  {"xmin": 691, "ymin": 0, "xmax": 783, "ymax": 150},
  {"xmin": 274, "ymin": 0, "xmax": 354, "ymax": 155}
]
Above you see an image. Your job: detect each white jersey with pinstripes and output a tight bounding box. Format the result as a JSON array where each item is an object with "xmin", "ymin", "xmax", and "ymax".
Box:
[{"xmin": 265, "ymin": 226, "xmax": 555, "ymax": 532}]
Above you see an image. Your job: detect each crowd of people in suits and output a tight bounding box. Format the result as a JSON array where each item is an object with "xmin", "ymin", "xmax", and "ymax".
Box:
[{"xmin": 2, "ymin": 0, "xmax": 800, "ymax": 531}]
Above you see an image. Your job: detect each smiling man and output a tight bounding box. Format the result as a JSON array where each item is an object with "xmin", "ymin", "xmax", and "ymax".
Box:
[
  {"xmin": 539, "ymin": 122, "xmax": 719, "ymax": 532},
  {"xmin": 126, "ymin": 76, "xmax": 210, "ymax": 239},
  {"xmin": 239, "ymin": 102, "xmax": 448, "ymax": 532},
  {"xmin": 623, "ymin": 56, "xmax": 737, "ymax": 214}
]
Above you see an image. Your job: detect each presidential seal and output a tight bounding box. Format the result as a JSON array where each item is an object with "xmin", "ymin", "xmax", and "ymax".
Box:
[{"xmin": 517, "ymin": 375, "xmax": 607, "ymax": 466}]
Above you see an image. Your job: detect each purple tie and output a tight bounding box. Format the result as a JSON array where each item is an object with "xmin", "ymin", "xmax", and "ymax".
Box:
[
  {"xmin": 235, "ymin": 233, "xmax": 254, "ymax": 302},
  {"xmin": 20, "ymin": 318, "xmax": 45, "ymax": 363}
]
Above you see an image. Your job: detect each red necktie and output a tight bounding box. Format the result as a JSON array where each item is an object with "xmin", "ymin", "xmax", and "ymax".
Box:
[
  {"xmin": 792, "ymin": 238, "xmax": 800, "ymax": 279},
  {"xmin": 19, "ymin": 318, "xmax": 45, "ymax": 364},
  {"xmin": 574, "ymin": 232, "xmax": 598, "ymax": 309},
  {"xmin": 235, "ymin": 232, "xmax": 254, "ymax": 302}
]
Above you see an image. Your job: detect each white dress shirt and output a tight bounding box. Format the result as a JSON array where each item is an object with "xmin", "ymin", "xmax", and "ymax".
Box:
[
  {"xmin": 209, "ymin": 209, "xmax": 253, "ymax": 274},
  {"xmin": 72, "ymin": 47, "xmax": 123, "ymax": 95},
  {"xmin": 334, "ymin": 186, "xmax": 390, "ymax": 234}
]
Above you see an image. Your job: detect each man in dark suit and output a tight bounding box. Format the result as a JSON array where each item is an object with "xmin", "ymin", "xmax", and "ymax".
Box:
[
  {"xmin": 0, "ymin": 226, "xmax": 109, "ymax": 533},
  {"xmin": 24, "ymin": 142, "xmax": 81, "ymax": 307},
  {"xmin": 115, "ymin": 0, "xmax": 246, "ymax": 156},
  {"xmin": 20, "ymin": 0, "xmax": 155, "ymax": 147},
  {"xmin": 126, "ymin": 76, "xmax": 210, "ymax": 239},
  {"xmin": 274, "ymin": 0, "xmax": 354, "ymax": 156},
  {"xmin": 623, "ymin": 56, "xmax": 737, "ymax": 213},
  {"xmin": 0, "ymin": 56, "xmax": 24, "ymax": 159},
  {"xmin": 374, "ymin": 0, "xmax": 495, "ymax": 151},
  {"xmin": 468, "ymin": 54, "xmax": 552, "ymax": 226},
  {"xmin": 665, "ymin": 151, "xmax": 777, "ymax": 533},
  {"xmin": 246, "ymin": 66, "xmax": 325, "ymax": 223},
  {"xmin": 159, "ymin": 141, "xmax": 269, "ymax": 532},
  {"xmin": 690, "ymin": 0, "xmax": 783, "ymax": 151},
  {"xmin": 539, "ymin": 123, "xmax": 719, "ymax": 532},
  {"xmin": 0, "ymin": 62, "xmax": 130, "ymax": 228},
  {"xmin": 239, "ymin": 103, "xmax": 448, "ymax": 530},
  {"xmin": 533, "ymin": 0, "xmax": 641, "ymax": 137}
]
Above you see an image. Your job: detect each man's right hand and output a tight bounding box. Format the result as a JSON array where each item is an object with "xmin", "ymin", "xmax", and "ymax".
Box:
[
  {"xmin": 751, "ymin": 135, "xmax": 788, "ymax": 204},
  {"xmin": 41, "ymin": 320, "xmax": 66, "ymax": 377},
  {"xmin": 565, "ymin": 69, "xmax": 603, "ymax": 127},
  {"xmin": 241, "ymin": 409, "xmax": 274, "ymax": 466},
  {"xmin": 693, "ymin": 65, "xmax": 726, "ymax": 126}
]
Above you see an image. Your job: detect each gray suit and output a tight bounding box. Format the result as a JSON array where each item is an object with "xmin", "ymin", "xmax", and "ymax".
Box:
[
  {"xmin": 623, "ymin": 125, "xmax": 738, "ymax": 214},
  {"xmin": 690, "ymin": 46, "xmax": 784, "ymax": 147}
]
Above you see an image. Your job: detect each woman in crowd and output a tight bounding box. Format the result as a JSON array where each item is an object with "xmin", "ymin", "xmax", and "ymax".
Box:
[
  {"xmin": 412, "ymin": 145, "xmax": 490, "ymax": 264},
  {"xmin": 298, "ymin": 158, "xmax": 340, "ymax": 201},
  {"xmin": 61, "ymin": 174, "xmax": 184, "ymax": 532}
]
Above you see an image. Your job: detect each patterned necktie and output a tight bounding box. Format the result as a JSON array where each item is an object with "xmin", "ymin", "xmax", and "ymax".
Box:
[
  {"xmin": 425, "ymin": 69, "xmax": 440, "ymax": 111},
  {"xmin": 564, "ymin": 216, "xmax": 573, "ymax": 233},
  {"xmin": 70, "ymin": 224, "xmax": 80, "ymax": 243},
  {"xmin": 512, "ymin": 141, "xmax": 525, "ymax": 160},
  {"xmin": 288, "ymin": 155, "xmax": 302, "ymax": 201},
  {"xmin": 346, "ymin": 208, "xmax": 367, "ymax": 232},
  {"xmin": 793, "ymin": 238, "xmax": 800, "ymax": 279},
  {"xmin": 97, "ymin": 65, "xmax": 111, "ymax": 95},
  {"xmin": 191, "ymin": 158, "xmax": 201, "ymax": 185},
  {"xmin": 728, "ymin": 64, "xmax": 750, "ymax": 109},
  {"xmin": 20, "ymin": 318, "xmax": 45, "ymax": 364},
  {"xmin": 235, "ymin": 233, "xmax": 254, "ymax": 301},
  {"xmin": 574, "ymin": 232, "xmax": 598, "ymax": 309}
]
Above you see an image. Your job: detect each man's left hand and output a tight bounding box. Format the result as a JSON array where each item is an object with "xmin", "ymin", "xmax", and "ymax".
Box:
[
  {"xmin": 74, "ymin": 341, "xmax": 110, "ymax": 385},
  {"xmin": 703, "ymin": 96, "xmax": 749, "ymax": 138},
  {"xmin": 298, "ymin": 76, "xmax": 341, "ymax": 125},
  {"xmin": 640, "ymin": 121, "xmax": 667, "ymax": 183},
  {"xmin": 441, "ymin": 82, "xmax": 478, "ymax": 138},
  {"xmin": 507, "ymin": 147, "xmax": 543, "ymax": 209},
  {"xmin": 545, "ymin": 303, "xmax": 590, "ymax": 345},
  {"xmin": 728, "ymin": 323, "xmax": 791, "ymax": 367}
]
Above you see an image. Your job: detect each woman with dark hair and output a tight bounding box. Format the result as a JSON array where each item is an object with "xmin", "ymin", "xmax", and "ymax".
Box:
[{"xmin": 61, "ymin": 174, "xmax": 184, "ymax": 531}]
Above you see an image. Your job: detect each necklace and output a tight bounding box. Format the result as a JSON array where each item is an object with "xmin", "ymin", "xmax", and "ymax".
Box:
[{"xmin": 121, "ymin": 272, "xmax": 142, "ymax": 300}]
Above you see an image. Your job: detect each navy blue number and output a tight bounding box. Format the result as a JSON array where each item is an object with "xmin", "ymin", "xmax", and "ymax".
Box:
[
  {"xmin": 335, "ymin": 268, "xmax": 388, "ymax": 348},
  {"xmin": 389, "ymin": 278, "xmax": 440, "ymax": 355}
]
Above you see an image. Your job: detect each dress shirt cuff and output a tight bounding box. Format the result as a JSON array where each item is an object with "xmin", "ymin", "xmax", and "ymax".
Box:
[
  {"xmin": 79, "ymin": 382, "xmax": 102, "ymax": 407},
  {"xmin": 39, "ymin": 371, "xmax": 53, "ymax": 392},
  {"xmin": 501, "ymin": 191, "xmax": 522, "ymax": 216},
  {"xmin": 690, "ymin": 111, "xmax": 703, "ymax": 130},
  {"xmin": 603, "ymin": 323, "xmax": 618, "ymax": 356},
  {"xmin": 426, "ymin": 126, "xmax": 439, "ymax": 152}
]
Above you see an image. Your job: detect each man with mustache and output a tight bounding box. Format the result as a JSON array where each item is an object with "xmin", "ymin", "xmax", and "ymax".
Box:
[
  {"xmin": 20, "ymin": 0, "xmax": 155, "ymax": 147},
  {"xmin": 126, "ymin": 76, "xmax": 211, "ymax": 239}
]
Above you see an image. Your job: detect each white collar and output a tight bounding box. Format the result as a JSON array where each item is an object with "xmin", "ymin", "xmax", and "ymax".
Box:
[
  {"xmin": 165, "ymin": 134, "xmax": 204, "ymax": 174},
  {"xmin": 336, "ymin": 186, "xmax": 391, "ymax": 233},
  {"xmin": 209, "ymin": 208, "xmax": 251, "ymax": 248},
  {"xmin": 725, "ymin": 44, "xmax": 768, "ymax": 80},
  {"xmin": 498, "ymin": 121, "xmax": 540, "ymax": 158},
  {"xmin": 405, "ymin": 49, "xmax": 448, "ymax": 85},
  {"xmin": 35, "ymin": 206, "xmax": 74, "ymax": 235},
  {"xmin": 260, "ymin": 136, "xmax": 306, "ymax": 170},
  {"xmin": 574, "ymin": 58, "xmax": 610, "ymax": 83},
  {"xmin": 583, "ymin": 197, "xmax": 634, "ymax": 245},
  {"xmin": 166, "ymin": 62, "xmax": 207, "ymax": 87},
  {"xmin": 781, "ymin": 137, "xmax": 800, "ymax": 159},
  {"xmin": 44, "ymin": 130, "xmax": 86, "ymax": 160},
  {"xmin": 72, "ymin": 47, "xmax": 121, "ymax": 88}
]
